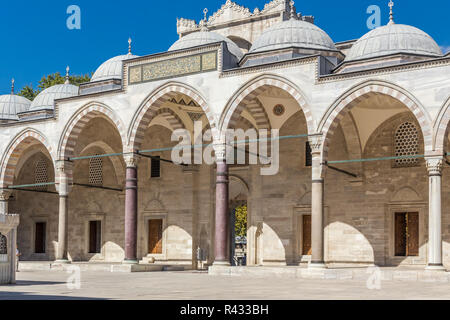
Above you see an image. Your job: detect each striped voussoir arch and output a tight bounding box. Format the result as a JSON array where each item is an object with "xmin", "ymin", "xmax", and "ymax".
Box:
[
  {"xmin": 152, "ymin": 108, "xmax": 185, "ymax": 131},
  {"xmin": 129, "ymin": 84, "xmax": 217, "ymax": 151},
  {"xmin": 320, "ymin": 84, "xmax": 433, "ymax": 161},
  {"xmin": 0, "ymin": 130, "xmax": 54, "ymax": 188},
  {"xmin": 434, "ymin": 97, "xmax": 450, "ymax": 154},
  {"xmin": 60, "ymin": 104, "xmax": 126, "ymax": 160},
  {"xmin": 222, "ymin": 77, "xmax": 313, "ymax": 137},
  {"xmin": 245, "ymin": 99, "xmax": 271, "ymax": 131}
]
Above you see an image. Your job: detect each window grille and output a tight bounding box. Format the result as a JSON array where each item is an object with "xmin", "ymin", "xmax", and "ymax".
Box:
[
  {"xmin": 394, "ymin": 122, "xmax": 419, "ymax": 167},
  {"xmin": 151, "ymin": 156, "xmax": 161, "ymax": 178},
  {"xmin": 35, "ymin": 158, "xmax": 48, "ymax": 190},
  {"xmin": 0, "ymin": 233, "xmax": 7, "ymax": 254},
  {"xmin": 89, "ymin": 155, "xmax": 103, "ymax": 186}
]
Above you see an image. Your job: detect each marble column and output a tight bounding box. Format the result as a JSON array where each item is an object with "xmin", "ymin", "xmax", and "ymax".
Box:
[
  {"xmin": 124, "ymin": 154, "xmax": 138, "ymax": 264},
  {"xmin": 213, "ymin": 144, "xmax": 230, "ymax": 266},
  {"xmin": 55, "ymin": 160, "xmax": 72, "ymax": 264},
  {"xmin": 426, "ymin": 157, "xmax": 445, "ymax": 270},
  {"xmin": 309, "ymin": 135, "xmax": 326, "ymax": 269}
]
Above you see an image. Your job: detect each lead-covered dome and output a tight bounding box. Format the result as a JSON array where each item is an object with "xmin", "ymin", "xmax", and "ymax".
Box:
[
  {"xmin": 91, "ymin": 53, "xmax": 139, "ymax": 82},
  {"xmin": 169, "ymin": 30, "xmax": 243, "ymax": 60},
  {"xmin": 345, "ymin": 24, "xmax": 442, "ymax": 61},
  {"xmin": 30, "ymin": 83, "xmax": 79, "ymax": 111},
  {"xmin": 250, "ymin": 19, "xmax": 337, "ymax": 53},
  {"xmin": 0, "ymin": 94, "xmax": 31, "ymax": 121}
]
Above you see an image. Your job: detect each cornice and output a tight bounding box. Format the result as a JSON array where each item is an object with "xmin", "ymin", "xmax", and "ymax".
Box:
[{"xmin": 319, "ymin": 56, "xmax": 450, "ymax": 84}]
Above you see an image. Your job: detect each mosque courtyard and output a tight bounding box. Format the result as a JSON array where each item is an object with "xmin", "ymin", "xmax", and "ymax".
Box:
[{"xmin": 1, "ymin": 269, "xmax": 450, "ymax": 300}]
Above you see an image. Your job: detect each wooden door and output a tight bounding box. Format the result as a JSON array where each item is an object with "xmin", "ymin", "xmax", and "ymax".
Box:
[
  {"xmin": 395, "ymin": 213, "xmax": 407, "ymax": 256},
  {"xmin": 302, "ymin": 215, "xmax": 312, "ymax": 255},
  {"xmin": 407, "ymin": 212, "xmax": 419, "ymax": 256},
  {"xmin": 148, "ymin": 219, "xmax": 163, "ymax": 254},
  {"xmin": 35, "ymin": 222, "xmax": 46, "ymax": 254}
]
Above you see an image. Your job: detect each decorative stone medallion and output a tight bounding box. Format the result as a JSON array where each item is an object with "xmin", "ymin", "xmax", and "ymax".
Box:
[{"xmin": 273, "ymin": 104, "xmax": 285, "ymax": 116}]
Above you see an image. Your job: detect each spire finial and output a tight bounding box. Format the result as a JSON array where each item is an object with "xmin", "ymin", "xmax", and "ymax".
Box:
[
  {"xmin": 388, "ymin": 0, "xmax": 395, "ymax": 25},
  {"xmin": 201, "ymin": 8, "xmax": 209, "ymax": 31},
  {"xmin": 290, "ymin": 1, "xmax": 295, "ymax": 20},
  {"xmin": 128, "ymin": 37, "xmax": 132, "ymax": 55},
  {"xmin": 65, "ymin": 66, "xmax": 70, "ymax": 84},
  {"xmin": 11, "ymin": 78, "xmax": 14, "ymax": 95}
]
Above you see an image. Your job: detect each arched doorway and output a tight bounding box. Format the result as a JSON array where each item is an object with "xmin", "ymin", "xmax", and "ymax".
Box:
[{"xmin": 229, "ymin": 175, "xmax": 248, "ymax": 266}]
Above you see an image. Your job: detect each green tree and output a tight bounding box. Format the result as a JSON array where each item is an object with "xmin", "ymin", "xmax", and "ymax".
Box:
[
  {"xmin": 234, "ymin": 205, "xmax": 248, "ymax": 238},
  {"xmin": 18, "ymin": 85, "xmax": 38, "ymax": 101},
  {"xmin": 17, "ymin": 72, "xmax": 92, "ymax": 101}
]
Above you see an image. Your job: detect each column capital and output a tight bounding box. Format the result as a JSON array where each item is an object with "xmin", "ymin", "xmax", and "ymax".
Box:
[
  {"xmin": 308, "ymin": 133, "xmax": 323, "ymax": 155},
  {"xmin": 0, "ymin": 189, "xmax": 12, "ymax": 201},
  {"xmin": 426, "ymin": 157, "xmax": 444, "ymax": 176},
  {"xmin": 213, "ymin": 143, "xmax": 227, "ymax": 163},
  {"xmin": 123, "ymin": 153, "xmax": 139, "ymax": 168}
]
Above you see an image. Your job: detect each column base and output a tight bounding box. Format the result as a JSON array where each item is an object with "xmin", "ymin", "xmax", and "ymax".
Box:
[
  {"xmin": 213, "ymin": 260, "xmax": 231, "ymax": 266},
  {"xmin": 425, "ymin": 264, "xmax": 446, "ymax": 271},
  {"xmin": 122, "ymin": 259, "xmax": 139, "ymax": 265},
  {"xmin": 308, "ymin": 261, "xmax": 327, "ymax": 269}
]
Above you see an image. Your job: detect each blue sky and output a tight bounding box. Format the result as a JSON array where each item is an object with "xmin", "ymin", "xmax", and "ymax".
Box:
[{"xmin": 0, "ymin": 0, "xmax": 448, "ymax": 94}]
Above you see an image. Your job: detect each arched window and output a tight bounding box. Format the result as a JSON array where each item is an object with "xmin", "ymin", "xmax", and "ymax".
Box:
[
  {"xmin": 394, "ymin": 122, "xmax": 419, "ymax": 167},
  {"xmin": 89, "ymin": 155, "xmax": 103, "ymax": 186},
  {"xmin": 35, "ymin": 158, "xmax": 48, "ymax": 191},
  {"xmin": 0, "ymin": 233, "xmax": 7, "ymax": 254}
]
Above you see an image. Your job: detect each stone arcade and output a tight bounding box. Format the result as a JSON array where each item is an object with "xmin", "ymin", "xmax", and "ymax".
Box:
[{"xmin": 1, "ymin": 0, "xmax": 449, "ymax": 275}]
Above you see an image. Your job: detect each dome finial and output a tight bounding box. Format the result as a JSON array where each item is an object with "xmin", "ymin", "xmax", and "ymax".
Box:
[
  {"xmin": 11, "ymin": 78, "xmax": 15, "ymax": 95},
  {"xmin": 65, "ymin": 66, "xmax": 70, "ymax": 84},
  {"xmin": 201, "ymin": 8, "xmax": 209, "ymax": 31},
  {"xmin": 388, "ymin": 0, "xmax": 395, "ymax": 25},
  {"xmin": 128, "ymin": 37, "xmax": 132, "ymax": 55},
  {"xmin": 289, "ymin": 1, "xmax": 296, "ymax": 20}
]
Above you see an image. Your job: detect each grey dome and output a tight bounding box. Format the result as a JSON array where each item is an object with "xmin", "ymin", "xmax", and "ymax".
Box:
[
  {"xmin": 0, "ymin": 94, "xmax": 31, "ymax": 121},
  {"xmin": 250, "ymin": 19, "xmax": 337, "ymax": 53},
  {"xmin": 345, "ymin": 24, "xmax": 442, "ymax": 61},
  {"xmin": 30, "ymin": 83, "xmax": 79, "ymax": 111},
  {"xmin": 92, "ymin": 54, "xmax": 139, "ymax": 82},
  {"xmin": 169, "ymin": 30, "xmax": 243, "ymax": 60}
]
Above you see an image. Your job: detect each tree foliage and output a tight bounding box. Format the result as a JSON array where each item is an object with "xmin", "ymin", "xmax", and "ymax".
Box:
[
  {"xmin": 17, "ymin": 72, "xmax": 91, "ymax": 101},
  {"xmin": 234, "ymin": 205, "xmax": 248, "ymax": 238}
]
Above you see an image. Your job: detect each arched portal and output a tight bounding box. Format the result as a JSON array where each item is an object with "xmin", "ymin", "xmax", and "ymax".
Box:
[
  {"xmin": 318, "ymin": 81, "xmax": 431, "ymax": 267},
  {"xmin": 57, "ymin": 103, "xmax": 126, "ymax": 262}
]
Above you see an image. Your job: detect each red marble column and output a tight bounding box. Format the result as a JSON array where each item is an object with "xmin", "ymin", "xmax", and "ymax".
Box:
[
  {"xmin": 214, "ymin": 161, "xmax": 230, "ymax": 265},
  {"xmin": 124, "ymin": 164, "xmax": 138, "ymax": 264}
]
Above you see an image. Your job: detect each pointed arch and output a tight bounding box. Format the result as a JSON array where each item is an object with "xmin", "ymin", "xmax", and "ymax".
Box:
[
  {"xmin": 79, "ymin": 141, "xmax": 125, "ymax": 186},
  {"xmin": 58, "ymin": 102, "xmax": 127, "ymax": 160},
  {"xmin": 319, "ymin": 80, "xmax": 433, "ymax": 165},
  {"xmin": 152, "ymin": 107, "xmax": 186, "ymax": 131},
  {"xmin": 0, "ymin": 129, "xmax": 55, "ymax": 188},
  {"xmin": 128, "ymin": 82, "xmax": 218, "ymax": 151},
  {"xmin": 433, "ymin": 95, "xmax": 450, "ymax": 154},
  {"xmin": 219, "ymin": 74, "xmax": 314, "ymax": 137}
]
